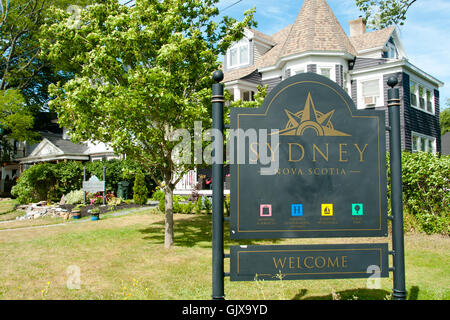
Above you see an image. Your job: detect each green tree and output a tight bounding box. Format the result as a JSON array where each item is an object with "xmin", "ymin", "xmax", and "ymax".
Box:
[
  {"xmin": 133, "ymin": 170, "xmax": 148, "ymax": 205},
  {"xmin": 356, "ymin": 0, "xmax": 417, "ymax": 29},
  {"xmin": 441, "ymin": 103, "xmax": 450, "ymax": 136},
  {"xmin": 0, "ymin": 0, "xmax": 94, "ymax": 110},
  {"xmin": 0, "ymin": 89, "xmax": 39, "ymax": 161},
  {"xmin": 0, "ymin": 89, "xmax": 37, "ymax": 141},
  {"xmin": 41, "ymin": 0, "xmax": 255, "ymax": 248}
]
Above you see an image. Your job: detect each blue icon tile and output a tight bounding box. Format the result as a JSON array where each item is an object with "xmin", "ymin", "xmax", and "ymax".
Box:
[{"xmin": 291, "ymin": 204, "xmax": 303, "ymax": 216}]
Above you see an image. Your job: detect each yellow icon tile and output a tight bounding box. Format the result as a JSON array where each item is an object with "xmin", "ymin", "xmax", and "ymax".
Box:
[{"xmin": 321, "ymin": 204, "xmax": 333, "ymax": 216}]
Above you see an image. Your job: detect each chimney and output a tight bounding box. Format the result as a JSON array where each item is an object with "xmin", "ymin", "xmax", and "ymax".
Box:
[
  {"xmin": 62, "ymin": 127, "xmax": 71, "ymax": 140},
  {"xmin": 349, "ymin": 17, "xmax": 366, "ymax": 37}
]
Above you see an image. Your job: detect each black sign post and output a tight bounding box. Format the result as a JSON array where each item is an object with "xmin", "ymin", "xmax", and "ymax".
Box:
[
  {"xmin": 211, "ymin": 70, "xmax": 225, "ymax": 300},
  {"xmin": 387, "ymin": 77, "xmax": 407, "ymax": 300}
]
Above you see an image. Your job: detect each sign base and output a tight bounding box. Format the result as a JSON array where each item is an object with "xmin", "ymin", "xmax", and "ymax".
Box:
[{"xmin": 230, "ymin": 243, "xmax": 389, "ymax": 281}]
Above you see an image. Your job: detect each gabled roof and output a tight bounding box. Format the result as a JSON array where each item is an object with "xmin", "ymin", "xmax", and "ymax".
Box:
[
  {"xmin": 349, "ymin": 27, "xmax": 395, "ymax": 53},
  {"xmin": 279, "ymin": 0, "xmax": 357, "ymax": 57},
  {"xmin": 18, "ymin": 134, "xmax": 90, "ymax": 164},
  {"xmin": 223, "ymin": 24, "xmax": 292, "ymax": 83}
]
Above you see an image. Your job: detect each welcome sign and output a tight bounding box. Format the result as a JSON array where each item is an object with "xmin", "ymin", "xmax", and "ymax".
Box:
[{"xmin": 229, "ymin": 73, "xmax": 388, "ymax": 239}]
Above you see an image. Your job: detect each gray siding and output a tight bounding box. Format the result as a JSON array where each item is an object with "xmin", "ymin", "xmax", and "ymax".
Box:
[
  {"xmin": 353, "ymin": 58, "xmax": 388, "ymax": 70},
  {"xmin": 335, "ymin": 64, "xmax": 344, "ymax": 87},
  {"xmin": 351, "ymin": 80, "xmax": 357, "ymax": 106},
  {"xmin": 241, "ymin": 70, "xmax": 262, "ymax": 85},
  {"xmin": 307, "ymin": 64, "xmax": 317, "ymax": 73},
  {"xmin": 262, "ymin": 77, "xmax": 282, "ymax": 93},
  {"xmin": 285, "ymin": 69, "xmax": 291, "ymax": 80},
  {"xmin": 400, "ymin": 72, "xmax": 441, "ymax": 153}
]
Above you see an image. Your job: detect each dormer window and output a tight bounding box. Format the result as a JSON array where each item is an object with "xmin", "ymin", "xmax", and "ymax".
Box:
[
  {"xmin": 386, "ymin": 42, "xmax": 397, "ymax": 59},
  {"xmin": 227, "ymin": 39, "xmax": 250, "ymax": 69}
]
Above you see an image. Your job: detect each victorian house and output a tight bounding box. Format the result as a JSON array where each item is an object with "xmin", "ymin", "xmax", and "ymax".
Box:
[
  {"xmin": 174, "ymin": 0, "xmax": 443, "ymax": 194},
  {"xmin": 223, "ymin": 0, "xmax": 443, "ymax": 154}
]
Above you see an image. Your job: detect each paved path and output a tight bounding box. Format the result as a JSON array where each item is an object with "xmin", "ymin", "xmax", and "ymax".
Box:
[{"xmin": 0, "ymin": 206, "xmax": 154, "ymax": 233}]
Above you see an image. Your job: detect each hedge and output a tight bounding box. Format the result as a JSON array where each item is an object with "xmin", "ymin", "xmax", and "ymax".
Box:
[
  {"xmin": 387, "ymin": 152, "xmax": 449, "ymax": 235},
  {"xmin": 11, "ymin": 159, "xmax": 157, "ymax": 204}
]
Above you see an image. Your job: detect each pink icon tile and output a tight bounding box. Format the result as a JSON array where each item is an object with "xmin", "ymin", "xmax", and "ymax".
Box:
[{"xmin": 260, "ymin": 204, "xmax": 272, "ymax": 217}]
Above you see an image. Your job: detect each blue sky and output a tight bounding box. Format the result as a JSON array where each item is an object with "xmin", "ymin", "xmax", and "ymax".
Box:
[
  {"xmin": 216, "ymin": 0, "xmax": 449, "ymax": 108},
  {"xmin": 119, "ymin": 0, "xmax": 449, "ymax": 108}
]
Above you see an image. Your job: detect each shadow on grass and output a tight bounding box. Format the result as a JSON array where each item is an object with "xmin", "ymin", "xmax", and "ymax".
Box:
[
  {"xmin": 138, "ymin": 214, "xmax": 281, "ymax": 248},
  {"xmin": 293, "ymin": 288, "xmax": 392, "ymax": 300},
  {"xmin": 292, "ymin": 286, "xmax": 420, "ymax": 300}
]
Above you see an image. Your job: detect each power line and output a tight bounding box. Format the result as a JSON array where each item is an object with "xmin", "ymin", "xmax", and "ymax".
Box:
[{"xmin": 220, "ymin": 0, "xmax": 243, "ymax": 12}]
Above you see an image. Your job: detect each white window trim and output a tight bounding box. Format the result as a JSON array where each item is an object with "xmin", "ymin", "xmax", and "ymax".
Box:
[
  {"xmin": 317, "ymin": 65, "xmax": 335, "ymax": 82},
  {"xmin": 356, "ymin": 75, "xmax": 384, "ymax": 109},
  {"xmin": 292, "ymin": 65, "xmax": 307, "ymax": 75},
  {"xmin": 408, "ymin": 75, "xmax": 435, "ymax": 115},
  {"xmin": 411, "ymin": 131, "xmax": 436, "ymax": 154},
  {"xmin": 227, "ymin": 39, "xmax": 250, "ymax": 70}
]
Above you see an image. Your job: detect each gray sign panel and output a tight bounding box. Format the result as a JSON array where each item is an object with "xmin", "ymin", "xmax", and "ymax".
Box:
[
  {"xmin": 230, "ymin": 243, "xmax": 389, "ymax": 281},
  {"xmin": 82, "ymin": 175, "xmax": 105, "ymax": 194},
  {"xmin": 230, "ymin": 73, "xmax": 387, "ymax": 239}
]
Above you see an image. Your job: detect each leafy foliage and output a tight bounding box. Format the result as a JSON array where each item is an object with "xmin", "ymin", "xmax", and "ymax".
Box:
[
  {"xmin": 65, "ymin": 189, "xmax": 84, "ymax": 205},
  {"xmin": 0, "ymin": 0, "xmax": 94, "ymax": 109},
  {"xmin": 133, "ymin": 170, "xmax": 148, "ymax": 205},
  {"xmin": 356, "ymin": 0, "xmax": 417, "ymax": 29},
  {"xmin": 40, "ymin": 0, "xmax": 256, "ymax": 247},
  {"xmin": 440, "ymin": 107, "xmax": 450, "ymax": 136},
  {"xmin": 387, "ymin": 152, "xmax": 450, "ymax": 235},
  {"xmin": 11, "ymin": 160, "xmax": 156, "ymax": 204},
  {"xmin": 0, "ymin": 89, "xmax": 38, "ymax": 142}
]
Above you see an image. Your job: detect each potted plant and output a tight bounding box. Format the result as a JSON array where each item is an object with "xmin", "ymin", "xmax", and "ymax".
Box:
[
  {"xmin": 90, "ymin": 207, "xmax": 100, "ymax": 221},
  {"xmin": 71, "ymin": 204, "xmax": 84, "ymax": 219}
]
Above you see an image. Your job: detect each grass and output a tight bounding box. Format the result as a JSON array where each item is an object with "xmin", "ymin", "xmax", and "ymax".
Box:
[
  {"xmin": 0, "ymin": 198, "xmax": 24, "ymax": 222},
  {"xmin": 0, "ymin": 209, "xmax": 448, "ymax": 300}
]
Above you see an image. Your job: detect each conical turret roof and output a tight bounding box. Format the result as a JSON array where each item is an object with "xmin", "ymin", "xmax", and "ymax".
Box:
[{"xmin": 279, "ymin": 0, "xmax": 357, "ymax": 57}]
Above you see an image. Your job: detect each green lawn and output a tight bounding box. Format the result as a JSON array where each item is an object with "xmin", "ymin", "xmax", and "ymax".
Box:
[
  {"xmin": 0, "ymin": 209, "xmax": 448, "ymax": 300},
  {"xmin": 0, "ymin": 198, "xmax": 24, "ymax": 222}
]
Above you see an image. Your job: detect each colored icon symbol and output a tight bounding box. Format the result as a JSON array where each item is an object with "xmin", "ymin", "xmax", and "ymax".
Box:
[
  {"xmin": 321, "ymin": 204, "xmax": 333, "ymax": 216},
  {"xmin": 260, "ymin": 204, "xmax": 272, "ymax": 217},
  {"xmin": 291, "ymin": 204, "xmax": 303, "ymax": 216},
  {"xmin": 352, "ymin": 203, "xmax": 363, "ymax": 216}
]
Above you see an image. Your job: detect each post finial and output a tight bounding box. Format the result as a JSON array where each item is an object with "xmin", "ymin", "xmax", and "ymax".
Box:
[
  {"xmin": 212, "ymin": 70, "xmax": 224, "ymax": 83},
  {"xmin": 387, "ymin": 76, "xmax": 398, "ymax": 88}
]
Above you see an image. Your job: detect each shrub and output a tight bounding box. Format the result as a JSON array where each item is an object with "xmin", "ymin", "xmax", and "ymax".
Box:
[
  {"xmin": 65, "ymin": 189, "xmax": 84, "ymax": 205},
  {"xmin": 151, "ymin": 188, "xmax": 165, "ymax": 201},
  {"xmin": 11, "ymin": 163, "xmax": 56, "ymax": 204},
  {"xmin": 133, "ymin": 170, "xmax": 148, "ymax": 205},
  {"xmin": 387, "ymin": 152, "xmax": 450, "ymax": 235}
]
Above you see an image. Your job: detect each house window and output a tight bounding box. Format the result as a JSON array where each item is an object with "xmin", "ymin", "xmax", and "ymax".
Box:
[
  {"xmin": 294, "ymin": 68, "xmax": 305, "ymax": 75},
  {"xmin": 320, "ymin": 67, "xmax": 332, "ymax": 79},
  {"xmin": 426, "ymin": 90, "xmax": 433, "ymax": 113},
  {"xmin": 410, "ymin": 80, "xmax": 434, "ymax": 113},
  {"xmin": 362, "ymin": 79, "xmax": 380, "ymax": 107},
  {"xmin": 242, "ymin": 91, "xmax": 255, "ymax": 102},
  {"xmin": 410, "ymin": 81, "xmax": 417, "ymax": 107},
  {"xmin": 418, "ymin": 86, "xmax": 425, "ymax": 109},
  {"xmin": 412, "ymin": 132, "xmax": 436, "ymax": 153},
  {"xmin": 227, "ymin": 39, "xmax": 250, "ymax": 69},
  {"xmin": 387, "ymin": 43, "xmax": 397, "ymax": 59}
]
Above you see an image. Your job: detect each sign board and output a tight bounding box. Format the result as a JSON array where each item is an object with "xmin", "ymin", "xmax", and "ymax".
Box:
[
  {"xmin": 82, "ymin": 175, "xmax": 105, "ymax": 194},
  {"xmin": 230, "ymin": 243, "xmax": 389, "ymax": 281},
  {"xmin": 230, "ymin": 73, "xmax": 387, "ymax": 239}
]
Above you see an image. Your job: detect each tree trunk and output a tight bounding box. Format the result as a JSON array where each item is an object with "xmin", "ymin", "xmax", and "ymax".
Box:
[{"xmin": 164, "ymin": 183, "xmax": 174, "ymax": 249}]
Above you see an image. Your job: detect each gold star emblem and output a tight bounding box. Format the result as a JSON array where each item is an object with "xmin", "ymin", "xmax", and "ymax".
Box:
[{"xmin": 276, "ymin": 92, "xmax": 350, "ymax": 136}]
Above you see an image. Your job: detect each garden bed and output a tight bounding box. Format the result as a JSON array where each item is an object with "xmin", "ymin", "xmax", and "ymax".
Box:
[{"xmin": 60, "ymin": 203, "xmax": 150, "ymax": 218}]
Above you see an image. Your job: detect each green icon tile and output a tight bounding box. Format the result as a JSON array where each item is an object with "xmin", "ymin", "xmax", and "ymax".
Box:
[{"xmin": 352, "ymin": 203, "xmax": 363, "ymax": 216}]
